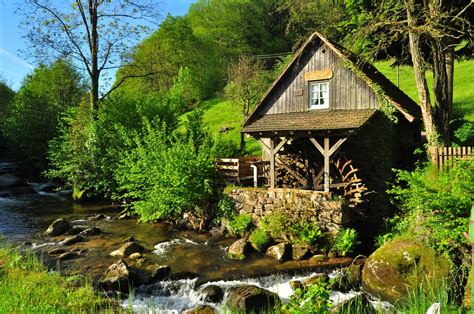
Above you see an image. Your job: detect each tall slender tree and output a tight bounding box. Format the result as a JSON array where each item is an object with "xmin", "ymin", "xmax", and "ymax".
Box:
[{"xmin": 21, "ymin": 0, "xmax": 159, "ymax": 114}]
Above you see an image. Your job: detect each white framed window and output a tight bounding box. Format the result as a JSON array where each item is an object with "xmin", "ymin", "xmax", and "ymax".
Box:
[{"xmin": 309, "ymin": 81, "xmax": 329, "ymax": 109}]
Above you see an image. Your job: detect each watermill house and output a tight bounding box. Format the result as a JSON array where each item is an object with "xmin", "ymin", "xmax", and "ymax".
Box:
[{"xmin": 241, "ymin": 32, "xmax": 421, "ymax": 205}]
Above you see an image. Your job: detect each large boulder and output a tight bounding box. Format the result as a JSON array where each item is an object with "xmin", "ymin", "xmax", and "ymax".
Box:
[
  {"xmin": 110, "ymin": 242, "xmax": 145, "ymax": 258},
  {"xmin": 0, "ymin": 174, "xmax": 23, "ymax": 189},
  {"xmin": 292, "ymin": 244, "xmax": 310, "ymax": 260},
  {"xmin": 79, "ymin": 227, "xmax": 102, "ymax": 236},
  {"xmin": 44, "ymin": 218, "xmax": 72, "ymax": 236},
  {"xmin": 225, "ymin": 285, "xmax": 280, "ymax": 312},
  {"xmin": 362, "ymin": 238, "xmax": 449, "ymax": 303},
  {"xmin": 98, "ymin": 259, "xmax": 133, "ymax": 293},
  {"xmin": 227, "ymin": 238, "xmax": 250, "ymax": 260}
]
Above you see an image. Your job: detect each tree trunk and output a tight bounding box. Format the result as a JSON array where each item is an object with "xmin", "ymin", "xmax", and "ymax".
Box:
[
  {"xmin": 89, "ymin": 0, "xmax": 99, "ymax": 114},
  {"xmin": 405, "ymin": 0, "xmax": 445, "ymax": 147},
  {"xmin": 431, "ymin": 38, "xmax": 451, "ymax": 144}
]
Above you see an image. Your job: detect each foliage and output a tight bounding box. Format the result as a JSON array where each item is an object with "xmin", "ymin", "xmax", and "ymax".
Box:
[
  {"xmin": 115, "ymin": 119, "xmax": 216, "ymax": 222},
  {"xmin": 249, "ymin": 228, "xmax": 271, "ymax": 251},
  {"xmin": 116, "ymin": 15, "xmax": 222, "ymax": 100},
  {"xmin": 333, "ymin": 228, "xmax": 360, "ymax": 257},
  {"xmin": 21, "ymin": 0, "xmax": 159, "ymax": 110},
  {"xmin": 227, "ymin": 214, "xmax": 253, "ymax": 237},
  {"xmin": 0, "ymin": 243, "xmax": 117, "ymax": 312},
  {"xmin": 261, "ymin": 210, "xmax": 323, "ymax": 247},
  {"xmin": 47, "ymin": 93, "xmax": 178, "ymax": 198},
  {"xmin": 386, "ymin": 160, "xmax": 473, "ymax": 262},
  {"xmin": 216, "ymin": 194, "xmax": 238, "ymax": 221},
  {"xmin": 4, "ymin": 60, "xmax": 85, "ymax": 172},
  {"xmin": 282, "ymin": 277, "xmax": 332, "ymax": 313},
  {"xmin": 0, "ymin": 80, "xmax": 15, "ymax": 141},
  {"xmin": 451, "ymin": 118, "xmax": 474, "ymax": 146}
]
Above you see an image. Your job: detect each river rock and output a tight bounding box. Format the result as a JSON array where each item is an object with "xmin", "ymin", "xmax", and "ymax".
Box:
[
  {"xmin": 110, "ymin": 242, "xmax": 145, "ymax": 258},
  {"xmin": 67, "ymin": 226, "xmax": 88, "ymax": 235},
  {"xmin": 302, "ymin": 273, "xmax": 329, "ymax": 287},
  {"xmin": 58, "ymin": 189, "xmax": 73, "ymax": 197},
  {"xmin": 289, "ymin": 280, "xmax": 304, "ymax": 291},
  {"xmin": 309, "ymin": 254, "xmax": 327, "ymax": 263},
  {"xmin": 227, "ymin": 238, "xmax": 250, "ymax": 260},
  {"xmin": 58, "ymin": 252, "xmax": 79, "ymax": 261},
  {"xmin": 38, "ymin": 183, "xmax": 58, "ymax": 193},
  {"xmin": 122, "ymin": 236, "xmax": 135, "ymax": 243},
  {"xmin": 129, "ymin": 253, "xmax": 142, "ymax": 260},
  {"xmin": 90, "ymin": 214, "xmax": 106, "ymax": 220},
  {"xmin": 292, "ymin": 244, "xmax": 310, "ymax": 260},
  {"xmin": 184, "ymin": 305, "xmax": 216, "ymax": 314},
  {"xmin": 44, "ymin": 218, "xmax": 72, "ymax": 236},
  {"xmin": 59, "ymin": 235, "xmax": 84, "ymax": 246},
  {"xmin": 149, "ymin": 265, "xmax": 171, "ymax": 283},
  {"xmin": 362, "ymin": 238, "xmax": 449, "ymax": 303},
  {"xmin": 0, "ymin": 174, "xmax": 23, "ymax": 189},
  {"xmin": 169, "ymin": 271, "xmax": 198, "ymax": 280},
  {"xmin": 332, "ymin": 264, "xmax": 362, "ymax": 292},
  {"xmin": 266, "ymin": 243, "xmax": 289, "ymax": 261},
  {"xmin": 225, "ymin": 285, "xmax": 280, "ymax": 312},
  {"xmin": 9, "ymin": 186, "xmax": 36, "ymax": 196},
  {"xmin": 49, "ymin": 248, "xmax": 67, "ymax": 255},
  {"xmin": 79, "ymin": 227, "xmax": 102, "ymax": 236},
  {"xmin": 199, "ymin": 285, "xmax": 224, "ymax": 303},
  {"xmin": 98, "ymin": 259, "xmax": 132, "ymax": 293}
]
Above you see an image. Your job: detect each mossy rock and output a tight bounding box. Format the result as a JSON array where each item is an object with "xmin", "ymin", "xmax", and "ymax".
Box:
[{"xmin": 362, "ymin": 238, "xmax": 449, "ymax": 304}]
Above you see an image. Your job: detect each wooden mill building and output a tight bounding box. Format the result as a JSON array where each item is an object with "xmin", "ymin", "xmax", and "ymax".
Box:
[{"xmin": 242, "ymin": 32, "xmax": 421, "ymax": 206}]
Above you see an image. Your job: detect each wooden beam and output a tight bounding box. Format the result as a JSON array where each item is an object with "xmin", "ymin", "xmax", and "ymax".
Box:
[
  {"xmin": 309, "ymin": 138, "xmax": 324, "ymax": 155},
  {"xmin": 324, "ymin": 137, "xmax": 330, "ymax": 192},
  {"xmin": 328, "ymin": 138, "xmax": 347, "ymax": 157},
  {"xmin": 269, "ymin": 138, "xmax": 275, "ymax": 189},
  {"xmin": 273, "ymin": 137, "xmax": 288, "ymax": 156},
  {"xmin": 258, "ymin": 139, "xmax": 270, "ymax": 153}
]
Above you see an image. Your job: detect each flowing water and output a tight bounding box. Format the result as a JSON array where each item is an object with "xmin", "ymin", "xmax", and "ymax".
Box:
[{"xmin": 0, "ymin": 160, "xmax": 387, "ymax": 312}]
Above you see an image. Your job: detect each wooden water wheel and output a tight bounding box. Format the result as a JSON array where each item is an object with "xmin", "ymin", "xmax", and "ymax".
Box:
[{"xmin": 331, "ymin": 153, "xmax": 368, "ymax": 207}]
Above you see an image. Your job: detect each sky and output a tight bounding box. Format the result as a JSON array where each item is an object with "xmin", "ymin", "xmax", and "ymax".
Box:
[{"xmin": 0, "ymin": 0, "xmax": 196, "ymax": 90}]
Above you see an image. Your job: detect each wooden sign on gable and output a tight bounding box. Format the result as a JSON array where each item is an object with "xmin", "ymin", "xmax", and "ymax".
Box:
[{"xmin": 304, "ymin": 69, "xmax": 333, "ymax": 81}]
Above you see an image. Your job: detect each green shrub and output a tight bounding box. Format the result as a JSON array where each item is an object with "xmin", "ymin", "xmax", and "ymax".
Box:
[
  {"xmin": 227, "ymin": 213, "xmax": 253, "ymax": 237},
  {"xmin": 387, "ymin": 160, "xmax": 473, "ymax": 262},
  {"xmin": 333, "ymin": 228, "xmax": 360, "ymax": 257},
  {"xmin": 216, "ymin": 194, "xmax": 237, "ymax": 221},
  {"xmin": 282, "ymin": 276, "xmax": 332, "ymax": 313},
  {"xmin": 249, "ymin": 228, "xmax": 271, "ymax": 251},
  {"xmin": 290, "ymin": 222, "xmax": 323, "ymax": 246},
  {"xmin": 451, "ymin": 118, "xmax": 474, "ymax": 146},
  {"xmin": 115, "ymin": 119, "xmax": 216, "ymax": 222}
]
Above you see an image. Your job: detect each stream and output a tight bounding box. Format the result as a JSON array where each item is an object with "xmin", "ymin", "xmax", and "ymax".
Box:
[{"xmin": 0, "ymin": 160, "xmax": 384, "ymax": 312}]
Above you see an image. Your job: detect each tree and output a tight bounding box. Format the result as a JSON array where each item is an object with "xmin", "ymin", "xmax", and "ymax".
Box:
[
  {"xmin": 21, "ymin": 0, "xmax": 159, "ymax": 113},
  {"xmin": 345, "ymin": 0, "xmax": 472, "ymax": 146},
  {"xmin": 225, "ymin": 56, "xmax": 268, "ymax": 150},
  {"xmin": 3, "ymin": 60, "xmax": 85, "ymax": 171}
]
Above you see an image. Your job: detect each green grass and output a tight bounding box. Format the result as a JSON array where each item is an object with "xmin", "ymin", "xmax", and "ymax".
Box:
[
  {"xmin": 0, "ymin": 243, "xmax": 122, "ymax": 313},
  {"xmin": 374, "ymin": 59, "xmax": 474, "ymax": 121},
  {"xmin": 185, "ymin": 97, "xmax": 261, "ymax": 156}
]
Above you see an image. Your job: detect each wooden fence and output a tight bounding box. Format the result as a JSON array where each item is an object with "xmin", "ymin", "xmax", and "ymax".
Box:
[
  {"xmin": 215, "ymin": 156, "xmax": 267, "ymax": 186},
  {"xmin": 428, "ymin": 146, "xmax": 473, "ymax": 171}
]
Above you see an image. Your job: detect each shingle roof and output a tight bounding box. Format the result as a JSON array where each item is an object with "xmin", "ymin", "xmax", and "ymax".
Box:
[
  {"xmin": 242, "ymin": 109, "xmax": 377, "ymax": 133},
  {"xmin": 243, "ymin": 32, "xmax": 421, "ymax": 132}
]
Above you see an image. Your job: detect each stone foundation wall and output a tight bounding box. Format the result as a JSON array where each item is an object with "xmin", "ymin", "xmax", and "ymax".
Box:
[{"xmin": 226, "ymin": 188, "xmax": 349, "ymax": 232}]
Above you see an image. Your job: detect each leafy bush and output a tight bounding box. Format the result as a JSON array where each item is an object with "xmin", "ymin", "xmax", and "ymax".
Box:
[
  {"xmin": 386, "ymin": 160, "xmax": 473, "ymax": 262},
  {"xmin": 227, "ymin": 213, "xmax": 253, "ymax": 237},
  {"xmin": 249, "ymin": 228, "xmax": 271, "ymax": 251},
  {"xmin": 451, "ymin": 118, "xmax": 474, "ymax": 146},
  {"xmin": 115, "ymin": 119, "xmax": 216, "ymax": 222},
  {"xmin": 282, "ymin": 276, "xmax": 332, "ymax": 313},
  {"xmin": 333, "ymin": 228, "xmax": 360, "ymax": 257},
  {"xmin": 216, "ymin": 194, "xmax": 237, "ymax": 221}
]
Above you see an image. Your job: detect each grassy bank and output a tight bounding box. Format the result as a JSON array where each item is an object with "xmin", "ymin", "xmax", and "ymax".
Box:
[{"xmin": 0, "ymin": 243, "xmax": 119, "ymax": 313}]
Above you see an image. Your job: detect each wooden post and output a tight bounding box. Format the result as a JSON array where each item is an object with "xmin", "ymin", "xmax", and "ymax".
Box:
[
  {"xmin": 324, "ymin": 137, "xmax": 330, "ymax": 192},
  {"xmin": 269, "ymin": 138, "xmax": 275, "ymax": 189}
]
